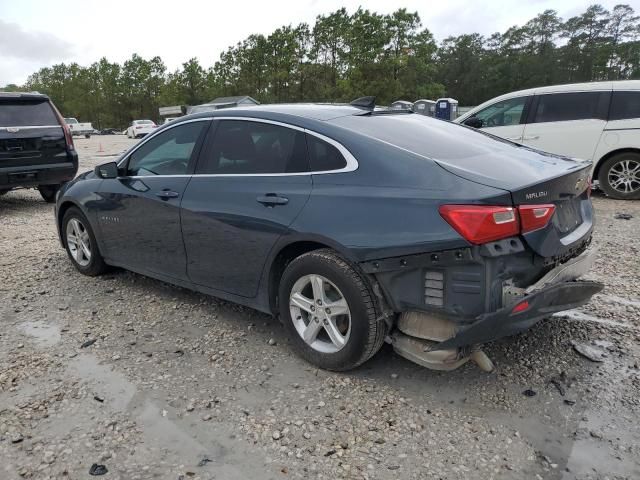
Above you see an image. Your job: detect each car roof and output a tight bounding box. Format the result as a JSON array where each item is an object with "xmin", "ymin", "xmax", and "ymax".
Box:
[
  {"xmin": 186, "ymin": 103, "xmax": 366, "ymax": 122},
  {"xmin": 0, "ymin": 91, "xmax": 49, "ymax": 100}
]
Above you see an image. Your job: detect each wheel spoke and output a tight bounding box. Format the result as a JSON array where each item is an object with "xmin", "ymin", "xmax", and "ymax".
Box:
[
  {"xmin": 325, "ymin": 297, "xmax": 349, "ymax": 317},
  {"xmin": 310, "ymin": 275, "xmax": 326, "ymax": 304},
  {"xmin": 323, "ymin": 319, "xmax": 346, "ymax": 348},
  {"xmin": 302, "ymin": 319, "xmax": 323, "ymax": 344},
  {"xmin": 80, "ymin": 241, "xmax": 91, "ymax": 260},
  {"xmin": 290, "ymin": 292, "xmax": 315, "ymax": 314}
]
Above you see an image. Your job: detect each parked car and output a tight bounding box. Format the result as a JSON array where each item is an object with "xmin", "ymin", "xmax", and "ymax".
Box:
[
  {"xmin": 1, "ymin": 92, "xmax": 78, "ymax": 202},
  {"xmin": 55, "ymin": 103, "xmax": 602, "ymax": 371},
  {"xmin": 455, "ymin": 80, "xmax": 640, "ymax": 200},
  {"xmin": 126, "ymin": 120, "xmax": 157, "ymax": 139},
  {"xmin": 64, "ymin": 117, "xmax": 94, "ymax": 138},
  {"xmin": 98, "ymin": 128, "xmax": 120, "ymax": 135}
]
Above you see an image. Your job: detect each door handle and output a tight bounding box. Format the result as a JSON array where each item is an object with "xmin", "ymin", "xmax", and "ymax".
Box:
[
  {"xmin": 155, "ymin": 189, "xmax": 180, "ymax": 200},
  {"xmin": 257, "ymin": 193, "xmax": 289, "ymax": 206},
  {"xmin": 523, "ymin": 135, "xmax": 540, "ymax": 141}
]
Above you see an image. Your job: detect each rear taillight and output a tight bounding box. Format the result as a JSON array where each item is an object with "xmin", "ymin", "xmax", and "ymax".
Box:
[
  {"xmin": 51, "ymin": 104, "xmax": 74, "ymax": 152},
  {"xmin": 439, "ymin": 203, "xmax": 557, "ymax": 244},
  {"xmin": 438, "ymin": 205, "xmax": 519, "ymax": 244},
  {"xmin": 518, "ymin": 204, "xmax": 556, "ymax": 233}
]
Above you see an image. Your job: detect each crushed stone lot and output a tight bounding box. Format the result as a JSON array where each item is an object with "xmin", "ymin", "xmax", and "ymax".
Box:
[{"xmin": 1, "ymin": 135, "xmax": 639, "ymax": 480}]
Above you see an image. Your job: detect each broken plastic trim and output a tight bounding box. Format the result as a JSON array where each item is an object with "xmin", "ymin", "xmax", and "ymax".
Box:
[{"xmin": 427, "ymin": 280, "xmax": 603, "ymax": 352}]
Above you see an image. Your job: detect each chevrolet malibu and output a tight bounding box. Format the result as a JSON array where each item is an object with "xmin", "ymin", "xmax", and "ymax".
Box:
[{"xmin": 55, "ymin": 101, "xmax": 602, "ymax": 372}]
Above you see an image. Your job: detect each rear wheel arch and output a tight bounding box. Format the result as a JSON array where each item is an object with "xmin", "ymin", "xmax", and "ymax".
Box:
[{"xmin": 267, "ymin": 240, "xmax": 360, "ymax": 315}]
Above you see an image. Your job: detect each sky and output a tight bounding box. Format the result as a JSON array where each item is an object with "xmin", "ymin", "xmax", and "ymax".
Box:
[{"xmin": 1, "ymin": 0, "xmax": 638, "ymax": 86}]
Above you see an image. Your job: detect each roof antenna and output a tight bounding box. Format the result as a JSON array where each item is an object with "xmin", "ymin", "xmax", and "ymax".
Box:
[{"xmin": 350, "ymin": 96, "xmax": 376, "ymax": 110}]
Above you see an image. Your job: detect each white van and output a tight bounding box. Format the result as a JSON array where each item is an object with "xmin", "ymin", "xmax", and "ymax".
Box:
[{"xmin": 455, "ymin": 81, "xmax": 640, "ymax": 199}]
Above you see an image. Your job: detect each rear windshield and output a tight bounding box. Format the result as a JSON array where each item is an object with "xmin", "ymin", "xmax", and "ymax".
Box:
[
  {"xmin": 0, "ymin": 99, "xmax": 58, "ymax": 127},
  {"xmin": 330, "ymin": 113, "xmax": 522, "ymax": 161},
  {"xmin": 136, "ymin": 120, "xmax": 153, "ymax": 125}
]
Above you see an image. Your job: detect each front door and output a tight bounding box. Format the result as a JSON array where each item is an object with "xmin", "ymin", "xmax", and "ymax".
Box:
[
  {"xmin": 181, "ymin": 119, "xmax": 312, "ymax": 297},
  {"xmin": 96, "ymin": 120, "xmax": 209, "ymax": 280}
]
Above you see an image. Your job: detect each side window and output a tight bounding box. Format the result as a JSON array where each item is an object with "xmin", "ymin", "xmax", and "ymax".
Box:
[
  {"xmin": 127, "ymin": 121, "xmax": 206, "ymax": 176},
  {"xmin": 532, "ymin": 92, "xmax": 607, "ymax": 123},
  {"xmin": 609, "ymin": 91, "xmax": 640, "ymax": 121},
  {"xmin": 198, "ymin": 120, "xmax": 309, "ymax": 174},
  {"xmin": 307, "ymin": 135, "xmax": 347, "ymax": 171},
  {"xmin": 473, "ymin": 97, "xmax": 527, "ymax": 128}
]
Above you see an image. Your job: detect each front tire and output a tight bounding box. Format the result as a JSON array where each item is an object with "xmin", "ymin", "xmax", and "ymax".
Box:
[
  {"xmin": 598, "ymin": 152, "xmax": 640, "ymax": 200},
  {"xmin": 279, "ymin": 249, "xmax": 387, "ymax": 371},
  {"xmin": 62, "ymin": 207, "xmax": 107, "ymax": 276},
  {"xmin": 38, "ymin": 184, "xmax": 61, "ymax": 203}
]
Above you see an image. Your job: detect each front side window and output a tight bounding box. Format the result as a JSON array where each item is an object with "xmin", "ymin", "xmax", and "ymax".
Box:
[
  {"xmin": 126, "ymin": 121, "xmax": 207, "ymax": 176},
  {"xmin": 532, "ymin": 92, "xmax": 608, "ymax": 123},
  {"xmin": 473, "ymin": 97, "xmax": 527, "ymax": 128},
  {"xmin": 197, "ymin": 120, "xmax": 309, "ymax": 174},
  {"xmin": 609, "ymin": 91, "xmax": 640, "ymax": 121}
]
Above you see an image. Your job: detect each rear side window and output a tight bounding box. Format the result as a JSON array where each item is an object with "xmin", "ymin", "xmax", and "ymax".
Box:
[
  {"xmin": 307, "ymin": 135, "xmax": 347, "ymax": 171},
  {"xmin": 198, "ymin": 120, "xmax": 309, "ymax": 174},
  {"xmin": 532, "ymin": 92, "xmax": 608, "ymax": 123},
  {"xmin": 609, "ymin": 91, "xmax": 640, "ymax": 121},
  {"xmin": 0, "ymin": 100, "xmax": 58, "ymax": 127}
]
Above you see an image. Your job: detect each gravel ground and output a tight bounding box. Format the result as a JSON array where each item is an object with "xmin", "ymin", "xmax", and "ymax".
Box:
[{"xmin": 1, "ymin": 136, "xmax": 639, "ymax": 480}]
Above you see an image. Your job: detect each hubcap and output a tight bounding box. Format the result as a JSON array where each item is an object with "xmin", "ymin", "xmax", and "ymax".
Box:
[
  {"xmin": 289, "ymin": 274, "xmax": 351, "ymax": 354},
  {"xmin": 608, "ymin": 159, "xmax": 640, "ymax": 194},
  {"xmin": 66, "ymin": 218, "xmax": 92, "ymax": 267}
]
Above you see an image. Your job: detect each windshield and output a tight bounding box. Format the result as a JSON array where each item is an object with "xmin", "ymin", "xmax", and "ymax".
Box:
[
  {"xmin": 135, "ymin": 120, "xmax": 154, "ymax": 125},
  {"xmin": 0, "ymin": 99, "xmax": 58, "ymax": 127},
  {"xmin": 64, "ymin": 118, "xmax": 78, "ymax": 124}
]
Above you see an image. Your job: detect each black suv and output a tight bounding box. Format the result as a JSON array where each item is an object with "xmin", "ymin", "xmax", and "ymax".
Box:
[{"xmin": 0, "ymin": 92, "xmax": 78, "ymax": 202}]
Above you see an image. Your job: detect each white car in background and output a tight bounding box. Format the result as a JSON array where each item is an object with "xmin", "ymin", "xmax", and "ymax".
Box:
[
  {"xmin": 126, "ymin": 119, "xmax": 157, "ymax": 139},
  {"xmin": 455, "ymin": 80, "xmax": 640, "ymax": 199}
]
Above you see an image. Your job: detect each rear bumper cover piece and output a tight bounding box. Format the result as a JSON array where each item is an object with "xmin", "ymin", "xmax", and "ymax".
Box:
[{"xmin": 429, "ymin": 246, "xmax": 603, "ymax": 351}]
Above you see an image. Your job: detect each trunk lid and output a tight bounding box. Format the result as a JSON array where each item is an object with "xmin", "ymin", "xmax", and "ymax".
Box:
[
  {"xmin": 435, "ymin": 145, "xmax": 593, "ymax": 259},
  {"xmin": 0, "ymin": 96, "xmax": 66, "ymax": 168}
]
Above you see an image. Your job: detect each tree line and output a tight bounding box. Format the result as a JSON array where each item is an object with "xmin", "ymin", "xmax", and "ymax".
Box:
[{"xmin": 5, "ymin": 4, "xmax": 639, "ymax": 129}]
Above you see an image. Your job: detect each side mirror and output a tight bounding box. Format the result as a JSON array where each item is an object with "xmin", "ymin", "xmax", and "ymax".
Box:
[
  {"xmin": 94, "ymin": 161, "xmax": 119, "ymax": 179},
  {"xmin": 463, "ymin": 117, "xmax": 483, "ymax": 129}
]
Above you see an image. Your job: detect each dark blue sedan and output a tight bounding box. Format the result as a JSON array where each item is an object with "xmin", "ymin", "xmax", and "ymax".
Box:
[{"xmin": 55, "ymin": 102, "xmax": 602, "ymax": 372}]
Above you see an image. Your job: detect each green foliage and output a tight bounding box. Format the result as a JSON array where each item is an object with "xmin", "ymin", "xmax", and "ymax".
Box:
[{"xmin": 7, "ymin": 4, "xmax": 639, "ymax": 128}]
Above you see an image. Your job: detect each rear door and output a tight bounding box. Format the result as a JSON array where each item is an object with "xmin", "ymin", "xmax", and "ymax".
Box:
[
  {"xmin": 96, "ymin": 119, "xmax": 210, "ymax": 279},
  {"xmin": 181, "ymin": 119, "xmax": 312, "ymax": 297},
  {"xmin": 0, "ymin": 96, "xmax": 66, "ymax": 177},
  {"xmin": 521, "ymin": 91, "xmax": 610, "ymax": 160},
  {"xmin": 470, "ymin": 95, "xmax": 530, "ymax": 142}
]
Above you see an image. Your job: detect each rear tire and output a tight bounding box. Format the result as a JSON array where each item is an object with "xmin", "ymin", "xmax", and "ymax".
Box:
[
  {"xmin": 597, "ymin": 152, "xmax": 640, "ymax": 200},
  {"xmin": 0, "ymin": 189, "xmax": 10, "ymax": 196},
  {"xmin": 38, "ymin": 184, "xmax": 61, "ymax": 203},
  {"xmin": 62, "ymin": 207, "xmax": 107, "ymax": 276},
  {"xmin": 279, "ymin": 249, "xmax": 387, "ymax": 371}
]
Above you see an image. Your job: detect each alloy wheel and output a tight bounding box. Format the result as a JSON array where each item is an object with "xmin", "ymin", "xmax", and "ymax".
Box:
[
  {"xmin": 66, "ymin": 218, "xmax": 92, "ymax": 267},
  {"xmin": 289, "ymin": 274, "xmax": 351, "ymax": 354},
  {"xmin": 608, "ymin": 159, "xmax": 640, "ymax": 194}
]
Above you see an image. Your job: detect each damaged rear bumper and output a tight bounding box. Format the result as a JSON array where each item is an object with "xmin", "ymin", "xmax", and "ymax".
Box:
[
  {"xmin": 429, "ymin": 279, "xmax": 603, "ymax": 351},
  {"xmin": 428, "ymin": 245, "xmax": 603, "ymax": 351}
]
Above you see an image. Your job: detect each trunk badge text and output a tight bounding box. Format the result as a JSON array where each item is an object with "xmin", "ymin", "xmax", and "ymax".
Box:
[{"xmin": 525, "ymin": 191, "xmax": 548, "ymax": 200}]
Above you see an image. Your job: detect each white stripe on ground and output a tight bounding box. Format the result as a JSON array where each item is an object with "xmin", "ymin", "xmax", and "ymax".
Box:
[{"xmin": 553, "ymin": 310, "xmax": 636, "ymax": 330}]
